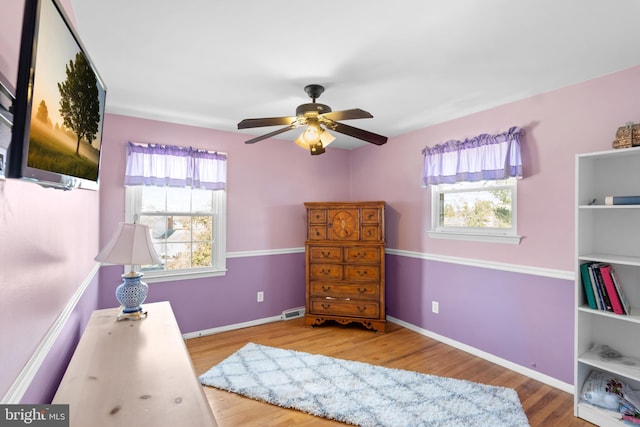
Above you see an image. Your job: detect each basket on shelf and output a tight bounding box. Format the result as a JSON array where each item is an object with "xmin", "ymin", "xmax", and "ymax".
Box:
[{"xmin": 613, "ymin": 122, "xmax": 640, "ymax": 149}]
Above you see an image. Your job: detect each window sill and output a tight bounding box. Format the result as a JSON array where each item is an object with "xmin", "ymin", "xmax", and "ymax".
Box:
[
  {"xmin": 428, "ymin": 230, "xmax": 522, "ymax": 245},
  {"xmin": 126, "ymin": 268, "xmax": 228, "ymax": 283}
]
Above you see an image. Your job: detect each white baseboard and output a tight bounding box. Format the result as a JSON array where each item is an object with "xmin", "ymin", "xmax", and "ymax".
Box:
[
  {"xmin": 181, "ymin": 311, "xmax": 573, "ymax": 395},
  {"xmin": 387, "ymin": 315, "xmax": 574, "ymax": 394},
  {"xmin": 182, "ymin": 314, "xmax": 283, "ymax": 340}
]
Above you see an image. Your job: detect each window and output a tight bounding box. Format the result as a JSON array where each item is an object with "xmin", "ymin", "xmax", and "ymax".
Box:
[
  {"xmin": 126, "ymin": 185, "xmax": 226, "ymax": 282},
  {"xmin": 429, "ymin": 178, "xmax": 521, "ymax": 244},
  {"xmin": 422, "ymin": 127, "xmax": 524, "ymax": 244},
  {"xmin": 123, "ymin": 141, "xmax": 227, "ymax": 282}
]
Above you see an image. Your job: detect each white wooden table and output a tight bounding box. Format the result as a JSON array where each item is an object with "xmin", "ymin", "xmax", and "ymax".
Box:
[{"xmin": 53, "ymin": 301, "xmax": 217, "ymax": 426}]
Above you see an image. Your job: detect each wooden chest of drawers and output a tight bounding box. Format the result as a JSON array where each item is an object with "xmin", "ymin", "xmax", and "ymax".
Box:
[{"xmin": 304, "ymin": 201, "xmax": 386, "ymax": 333}]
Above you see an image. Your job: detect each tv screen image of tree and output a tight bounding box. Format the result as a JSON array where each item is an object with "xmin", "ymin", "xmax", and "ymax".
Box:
[{"xmin": 28, "ymin": 0, "xmax": 106, "ymax": 181}]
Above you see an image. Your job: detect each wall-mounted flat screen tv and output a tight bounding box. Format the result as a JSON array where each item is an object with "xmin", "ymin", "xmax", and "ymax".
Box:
[{"xmin": 8, "ymin": 0, "xmax": 107, "ymax": 190}]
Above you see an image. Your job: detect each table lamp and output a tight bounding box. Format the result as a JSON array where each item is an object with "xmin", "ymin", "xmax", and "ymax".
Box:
[{"xmin": 95, "ymin": 222, "xmax": 161, "ymax": 320}]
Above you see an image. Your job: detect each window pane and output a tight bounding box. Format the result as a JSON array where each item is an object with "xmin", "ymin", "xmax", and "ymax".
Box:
[
  {"xmin": 166, "ymin": 187, "xmax": 191, "ymax": 212},
  {"xmin": 140, "ymin": 186, "xmax": 165, "ymax": 211},
  {"xmin": 192, "ymin": 242, "xmax": 212, "ymax": 267},
  {"xmin": 171, "ymin": 216, "xmax": 192, "ymax": 242},
  {"xmin": 192, "ymin": 189, "xmax": 213, "ymax": 212},
  {"xmin": 441, "ymin": 189, "xmax": 512, "ymax": 229},
  {"xmin": 126, "ymin": 184, "xmax": 226, "ymax": 277},
  {"xmin": 165, "ymin": 242, "xmax": 192, "ymax": 270}
]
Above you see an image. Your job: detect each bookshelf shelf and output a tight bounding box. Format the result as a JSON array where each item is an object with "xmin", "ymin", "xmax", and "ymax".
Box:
[
  {"xmin": 577, "ymin": 306, "xmax": 640, "ymax": 324},
  {"xmin": 575, "ymin": 148, "xmax": 640, "ymax": 426}
]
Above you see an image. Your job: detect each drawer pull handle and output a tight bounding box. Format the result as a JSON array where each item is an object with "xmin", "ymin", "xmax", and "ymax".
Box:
[
  {"xmin": 321, "ymin": 269, "xmax": 331, "ymax": 275},
  {"xmin": 321, "ymin": 251, "xmax": 331, "ymax": 258},
  {"xmin": 357, "ymin": 306, "xmax": 367, "ymax": 312},
  {"xmin": 322, "ymin": 285, "xmax": 331, "ymax": 292},
  {"xmin": 322, "ymin": 303, "xmax": 331, "ymax": 309},
  {"xmin": 357, "ymin": 270, "xmax": 368, "ymax": 277},
  {"xmin": 357, "ymin": 287, "xmax": 367, "ymax": 294}
]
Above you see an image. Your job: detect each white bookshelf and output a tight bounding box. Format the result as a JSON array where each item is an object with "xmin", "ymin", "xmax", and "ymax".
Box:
[{"xmin": 575, "ymin": 147, "xmax": 640, "ymax": 426}]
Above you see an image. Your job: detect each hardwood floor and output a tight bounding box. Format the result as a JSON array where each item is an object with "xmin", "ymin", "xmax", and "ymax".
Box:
[{"xmin": 186, "ymin": 319, "xmax": 595, "ymax": 427}]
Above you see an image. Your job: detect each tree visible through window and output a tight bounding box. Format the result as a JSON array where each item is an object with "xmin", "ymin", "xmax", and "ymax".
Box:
[
  {"xmin": 126, "ymin": 185, "xmax": 226, "ymax": 280},
  {"xmin": 432, "ymin": 178, "xmax": 519, "ymax": 242}
]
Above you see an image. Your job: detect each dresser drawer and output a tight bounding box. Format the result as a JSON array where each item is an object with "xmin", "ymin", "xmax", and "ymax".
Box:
[
  {"xmin": 308, "ymin": 225, "xmax": 327, "ymax": 240},
  {"xmin": 344, "ymin": 246, "xmax": 380, "ymax": 263},
  {"xmin": 309, "ymin": 264, "xmax": 343, "ymax": 280},
  {"xmin": 361, "ymin": 208, "xmax": 380, "ymax": 223},
  {"xmin": 344, "ymin": 265, "xmax": 379, "ymax": 281},
  {"xmin": 309, "ymin": 246, "xmax": 342, "ymax": 262},
  {"xmin": 308, "ymin": 209, "xmax": 327, "ymax": 224},
  {"xmin": 310, "ymin": 281, "xmax": 379, "ymax": 299},
  {"xmin": 310, "ymin": 298, "xmax": 380, "ymax": 319},
  {"xmin": 361, "ymin": 225, "xmax": 381, "ymax": 241}
]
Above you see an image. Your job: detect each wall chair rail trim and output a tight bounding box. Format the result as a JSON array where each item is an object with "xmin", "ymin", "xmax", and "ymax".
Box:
[
  {"xmin": 385, "ymin": 248, "xmax": 573, "ymax": 281},
  {"xmin": 1, "ymin": 264, "xmax": 100, "ymax": 404}
]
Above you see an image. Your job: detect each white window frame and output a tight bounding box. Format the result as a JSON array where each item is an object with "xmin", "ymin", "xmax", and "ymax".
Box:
[
  {"xmin": 125, "ymin": 186, "xmax": 227, "ymax": 283},
  {"xmin": 428, "ymin": 178, "xmax": 522, "ymax": 244}
]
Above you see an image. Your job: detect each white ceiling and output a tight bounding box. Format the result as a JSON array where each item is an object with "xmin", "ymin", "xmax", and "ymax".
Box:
[{"xmin": 70, "ymin": 0, "xmax": 640, "ymax": 149}]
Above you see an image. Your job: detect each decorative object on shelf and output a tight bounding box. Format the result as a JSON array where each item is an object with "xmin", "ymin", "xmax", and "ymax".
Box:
[
  {"xmin": 612, "ymin": 122, "xmax": 640, "ymax": 149},
  {"xmin": 579, "ymin": 370, "xmax": 640, "ymax": 420},
  {"xmin": 95, "ymin": 222, "xmax": 161, "ymax": 320}
]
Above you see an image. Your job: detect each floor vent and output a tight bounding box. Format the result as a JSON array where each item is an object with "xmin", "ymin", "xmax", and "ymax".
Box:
[{"xmin": 281, "ymin": 307, "xmax": 305, "ymax": 321}]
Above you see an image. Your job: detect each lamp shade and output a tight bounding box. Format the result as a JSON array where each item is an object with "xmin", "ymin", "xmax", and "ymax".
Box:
[{"xmin": 95, "ymin": 222, "xmax": 161, "ymax": 266}]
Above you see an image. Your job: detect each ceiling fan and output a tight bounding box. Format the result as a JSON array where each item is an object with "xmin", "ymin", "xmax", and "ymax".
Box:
[{"xmin": 237, "ymin": 84, "xmax": 388, "ymax": 155}]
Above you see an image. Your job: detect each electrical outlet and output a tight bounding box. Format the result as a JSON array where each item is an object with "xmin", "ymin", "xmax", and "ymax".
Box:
[
  {"xmin": 257, "ymin": 291, "xmax": 264, "ymax": 303},
  {"xmin": 432, "ymin": 301, "xmax": 439, "ymax": 314}
]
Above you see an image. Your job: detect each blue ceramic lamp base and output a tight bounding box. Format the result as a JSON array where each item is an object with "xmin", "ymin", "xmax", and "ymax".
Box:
[{"xmin": 116, "ymin": 272, "xmax": 149, "ymax": 317}]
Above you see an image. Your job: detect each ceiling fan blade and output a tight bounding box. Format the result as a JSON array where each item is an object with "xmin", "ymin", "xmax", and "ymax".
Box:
[
  {"xmin": 238, "ymin": 116, "xmax": 296, "ymax": 129},
  {"xmin": 321, "ymin": 109, "xmax": 373, "ymax": 121},
  {"xmin": 244, "ymin": 124, "xmax": 297, "ymax": 144},
  {"xmin": 329, "ymin": 121, "xmax": 388, "ymax": 146}
]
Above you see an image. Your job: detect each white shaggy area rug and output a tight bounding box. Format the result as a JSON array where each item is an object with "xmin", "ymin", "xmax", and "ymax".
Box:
[{"xmin": 199, "ymin": 343, "xmax": 530, "ymax": 427}]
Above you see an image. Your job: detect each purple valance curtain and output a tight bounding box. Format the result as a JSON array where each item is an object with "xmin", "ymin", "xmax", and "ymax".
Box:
[
  {"xmin": 421, "ymin": 126, "xmax": 523, "ymax": 186},
  {"xmin": 124, "ymin": 142, "xmax": 227, "ymax": 190}
]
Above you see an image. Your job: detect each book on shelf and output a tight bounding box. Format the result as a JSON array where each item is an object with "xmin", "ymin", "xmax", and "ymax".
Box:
[
  {"xmin": 605, "ymin": 195, "xmax": 640, "ymax": 205},
  {"xmin": 580, "ymin": 262, "xmax": 631, "ymax": 315},
  {"xmin": 599, "ymin": 264, "xmax": 626, "ymax": 315},
  {"xmin": 590, "ymin": 263, "xmax": 613, "ymax": 312},
  {"xmin": 580, "ymin": 263, "xmax": 598, "ymax": 310},
  {"xmin": 587, "ymin": 263, "xmax": 604, "ymax": 310},
  {"xmin": 609, "ymin": 266, "xmax": 631, "ymax": 315}
]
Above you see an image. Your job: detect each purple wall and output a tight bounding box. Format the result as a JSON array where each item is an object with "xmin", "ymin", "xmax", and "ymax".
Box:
[
  {"xmin": 20, "ymin": 271, "xmax": 99, "ymax": 404},
  {"xmin": 99, "ymin": 254, "xmax": 305, "ymax": 333},
  {"xmin": 386, "ymin": 254, "xmax": 574, "ymax": 383}
]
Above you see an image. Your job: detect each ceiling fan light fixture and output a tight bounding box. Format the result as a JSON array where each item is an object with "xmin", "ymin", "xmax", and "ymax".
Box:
[
  {"xmin": 301, "ymin": 121, "xmax": 321, "ymax": 145},
  {"xmin": 295, "ymin": 123, "xmax": 335, "ymax": 155},
  {"xmin": 320, "ymin": 129, "xmax": 336, "ymax": 146}
]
